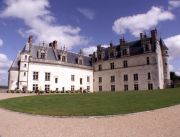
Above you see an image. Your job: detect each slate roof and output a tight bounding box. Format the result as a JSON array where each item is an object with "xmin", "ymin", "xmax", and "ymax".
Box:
[
  {"xmin": 94, "ymin": 37, "xmax": 168, "ymax": 61},
  {"xmin": 29, "ymin": 45, "xmax": 92, "ymax": 66}
]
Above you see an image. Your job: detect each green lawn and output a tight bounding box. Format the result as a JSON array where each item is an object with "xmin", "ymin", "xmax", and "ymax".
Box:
[{"xmin": 0, "ymin": 88, "xmax": 180, "ymax": 116}]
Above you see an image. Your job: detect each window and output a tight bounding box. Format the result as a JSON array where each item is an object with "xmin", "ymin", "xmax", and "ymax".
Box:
[
  {"xmin": 87, "ymin": 86, "xmax": 90, "ymax": 91},
  {"xmin": 24, "ymin": 72, "xmax": 26, "ymax": 76},
  {"xmin": 122, "ymin": 49, "xmax": 128, "ymax": 56},
  {"xmin": 71, "ymin": 85, "xmax": 75, "ymax": 91},
  {"xmin": 111, "ymin": 76, "xmax": 115, "ymax": 82},
  {"xmin": 110, "ymin": 62, "xmax": 114, "ymax": 69},
  {"xmin": 110, "ymin": 52, "xmax": 114, "ymax": 58},
  {"xmin": 25, "ymin": 55, "xmax": 27, "ymax": 60},
  {"xmin": 98, "ymin": 64, "xmax": 102, "ymax": 71},
  {"xmin": 124, "ymin": 85, "xmax": 128, "ymax": 91},
  {"xmin": 33, "ymin": 72, "xmax": 38, "ymax": 80},
  {"xmin": 80, "ymin": 78, "xmax": 83, "ymax": 85},
  {"xmin": 45, "ymin": 85, "xmax": 50, "ymax": 91},
  {"xmin": 40, "ymin": 52, "xmax": 45, "ymax": 59},
  {"xmin": 98, "ymin": 54, "xmax": 102, "ymax": 60},
  {"xmin": 56, "ymin": 88, "xmax": 58, "ymax": 91},
  {"xmin": 148, "ymin": 83, "xmax": 153, "ymax": 90},
  {"xmin": 147, "ymin": 57, "xmax": 150, "ymax": 65},
  {"xmin": 45, "ymin": 72, "xmax": 50, "ymax": 81},
  {"xmin": 145, "ymin": 45, "xmax": 149, "ymax": 51},
  {"xmin": 24, "ymin": 64, "xmax": 26, "ymax": 68},
  {"xmin": 123, "ymin": 60, "xmax": 128, "ymax": 68},
  {"xmin": 111, "ymin": 85, "xmax": 115, "ymax": 91},
  {"xmin": 148, "ymin": 72, "xmax": 151, "ymax": 80},
  {"xmin": 87, "ymin": 76, "xmax": 90, "ymax": 82},
  {"xmin": 99, "ymin": 77, "xmax": 102, "ymax": 83},
  {"xmin": 62, "ymin": 56, "xmax": 66, "ymax": 62},
  {"xmin": 134, "ymin": 74, "xmax": 138, "ymax": 81},
  {"xmin": 79, "ymin": 59, "xmax": 83, "ymax": 65},
  {"xmin": 124, "ymin": 74, "xmax": 128, "ymax": 81},
  {"xmin": 55, "ymin": 78, "xmax": 58, "ymax": 83},
  {"xmin": 99, "ymin": 86, "xmax": 102, "ymax": 91},
  {"xmin": 32, "ymin": 84, "xmax": 38, "ymax": 91},
  {"xmin": 134, "ymin": 84, "xmax": 139, "ymax": 91},
  {"xmin": 71, "ymin": 75, "xmax": 75, "ymax": 81}
]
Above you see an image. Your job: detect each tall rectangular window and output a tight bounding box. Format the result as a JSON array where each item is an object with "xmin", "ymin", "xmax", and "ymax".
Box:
[
  {"xmin": 80, "ymin": 78, "xmax": 83, "ymax": 85},
  {"xmin": 45, "ymin": 84, "xmax": 50, "ymax": 91},
  {"xmin": 124, "ymin": 85, "xmax": 128, "ymax": 91},
  {"xmin": 99, "ymin": 77, "xmax": 102, "ymax": 83},
  {"xmin": 33, "ymin": 72, "xmax": 38, "ymax": 80},
  {"xmin": 71, "ymin": 75, "xmax": 75, "ymax": 81},
  {"xmin": 111, "ymin": 85, "xmax": 115, "ymax": 91},
  {"xmin": 32, "ymin": 84, "xmax": 38, "ymax": 91},
  {"xmin": 71, "ymin": 85, "xmax": 75, "ymax": 91},
  {"xmin": 55, "ymin": 78, "xmax": 58, "ymax": 83},
  {"xmin": 147, "ymin": 57, "xmax": 150, "ymax": 65},
  {"xmin": 110, "ymin": 62, "xmax": 114, "ymax": 69},
  {"xmin": 148, "ymin": 72, "xmax": 151, "ymax": 80},
  {"xmin": 98, "ymin": 64, "xmax": 102, "ymax": 71},
  {"xmin": 87, "ymin": 86, "xmax": 90, "ymax": 91},
  {"xmin": 111, "ymin": 76, "xmax": 115, "ymax": 82},
  {"xmin": 45, "ymin": 72, "xmax": 50, "ymax": 81},
  {"xmin": 134, "ymin": 84, "xmax": 139, "ymax": 91},
  {"xmin": 99, "ymin": 86, "xmax": 102, "ymax": 91},
  {"xmin": 124, "ymin": 74, "xmax": 128, "ymax": 81},
  {"xmin": 134, "ymin": 74, "xmax": 138, "ymax": 81},
  {"xmin": 123, "ymin": 60, "xmax": 128, "ymax": 68},
  {"xmin": 148, "ymin": 83, "xmax": 153, "ymax": 90},
  {"xmin": 87, "ymin": 76, "xmax": 90, "ymax": 82}
]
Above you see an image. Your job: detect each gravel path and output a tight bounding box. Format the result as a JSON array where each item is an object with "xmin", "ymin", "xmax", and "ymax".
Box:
[{"xmin": 0, "ymin": 93, "xmax": 180, "ymax": 137}]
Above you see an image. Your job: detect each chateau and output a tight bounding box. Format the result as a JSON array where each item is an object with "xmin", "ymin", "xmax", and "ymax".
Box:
[{"xmin": 8, "ymin": 29, "xmax": 171, "ymax": 92}]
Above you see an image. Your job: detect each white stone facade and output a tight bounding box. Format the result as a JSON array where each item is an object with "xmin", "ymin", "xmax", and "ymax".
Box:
[{"xmin": 8, "ymin": 30, "xmax": 171, "ymax": 92}]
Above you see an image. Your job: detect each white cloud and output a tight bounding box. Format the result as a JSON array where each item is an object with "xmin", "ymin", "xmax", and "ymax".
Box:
[
  {"xmin": 164, "ymin": 35, "xmax": 180, "ymax": 60},
  {"xmin": 77, "ymin": 8, "xmax": 95, "ymax": 20},
  {"xmin": 83, "ymin": 46, "xmax": 97, "ymax": 55},
  {"xmin": 82, "ymin": 44, "xmax": 109, "ymax": 55},
  {"xmin": 0, "ymin": 0, "xmax": 89, "ymax": 49},
  {"xmin": 112, "ymin": 6, "xmax": 174, "ymax": 37},
  {"xmin": 0, "ymin": 53, "xmax": 12, "ymax": 85},
  {"xmin": 169, "ymin": 0, "xmax": 180, "ymax": 9},
  {"xmin": 0, "ymin": 38, "xmax": 3, "ymax": 47}
]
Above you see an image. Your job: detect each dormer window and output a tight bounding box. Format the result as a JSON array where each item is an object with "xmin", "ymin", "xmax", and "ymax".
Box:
[
  {"xmin": 145, "ymin": 45, "xmax": 149, "ymax": 51},
  {"xmin": 37, "ymin": 48, "xmax": 47, "ymax": 59},
  {"xmin": 122, "ymin": 49, "xmax": 128, "ymax": 56},
  {"xmin": 110, "ymin": 51, "xmax": 114, "ymax": 58},
  {"xmin": 40, "ymin": 52, "xmax": 45, "ymax": 59},
  {"xmin": 98, "ymin": 54, "xmax": 102, "ymax": 60},
  {"xmin": 62, "ymin": 56, "xmax": 66, "ymax": 62}
]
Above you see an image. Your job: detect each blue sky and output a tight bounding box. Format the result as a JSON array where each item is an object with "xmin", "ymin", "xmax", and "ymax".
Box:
[{"xmin": 0, "ymin": 0, "xmax": 180, "ymax": 85}]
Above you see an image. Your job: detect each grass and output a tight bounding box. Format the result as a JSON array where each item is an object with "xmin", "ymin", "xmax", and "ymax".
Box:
[{"xmin": 0, "ymin": 88, "xmax": 180, "ymax": 116}]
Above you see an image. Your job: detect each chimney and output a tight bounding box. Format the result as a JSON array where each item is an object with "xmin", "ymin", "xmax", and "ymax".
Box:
[
  {"xmin": 97, "ymin": 45, "xmax": 101, "ymax": 51},
  {"xmin": 151, "ymin": 29, "xmax": 157, "ymax": 42},
  {"xmin": 28, "ymin": 35, "xmax": 33, "ymax": 49},
  {"xmin": 110, "ymin": 42, "xmax": 113, "ymax": 47},
  {"xmin": 120, "ymin": 38, "xmax": 125, "ymax": 45},
  {"xmin": 52, "ymin": 40, "xmax": 58, "ymax": 49},
  {"xmin": 140, "ymin": 33, "xmax": 143, "ymax": 40}
]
